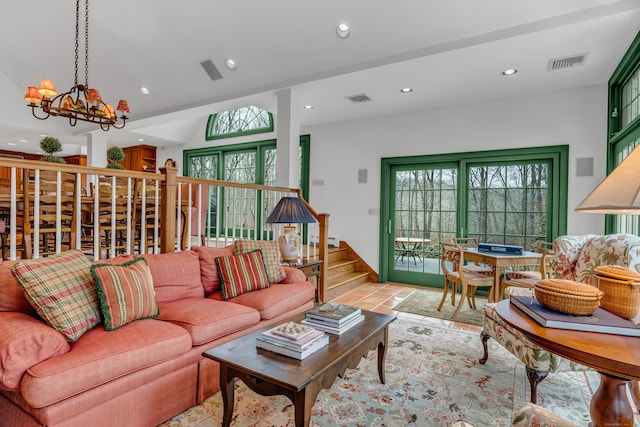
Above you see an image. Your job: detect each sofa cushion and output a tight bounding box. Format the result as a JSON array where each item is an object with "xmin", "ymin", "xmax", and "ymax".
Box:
[
  {"xmin": 10, "ymin": 250, "xmax": 101, "ymax": 343},
  {"xmin": 141, "ymin": 250, "xmax": 204, "ymax": 304},
  {"xmin": 20, "ymin": 319, "xmax": 192, "ymax": 408},
  {"xmin": 192, "ymin": 245, "xmax": 234, "ymax": 295},
  {"xmin": 157, "ymin": 298, "xmax": 261, "ymax": 345},
  {"xmin": 234, "ymin": 239, "xmax": 286, "ymax": 284},
  {"xmin": 0, "ymin": 260, "xmax": 34, "ymax": 313},
  {"xmin": 91, "ymin": 257, "xmax": 159, "ymax": 331},
  {"xmin": 574, "ymin": 234, "xmax": 640, "ymax": 283},
  {"xmin": 216, "ymin": 250, "xmax": 271, "ymax": 300},
  {"xmin": 0, "ymin": 312, "xmax": 69, "ymax": 391},
  {"xmin": 211, "ymin": 282, "xmax": 315, "ymax": 320}
]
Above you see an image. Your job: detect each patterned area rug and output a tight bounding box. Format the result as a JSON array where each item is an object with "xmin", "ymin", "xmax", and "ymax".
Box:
[
  {"xmin": 392, "ymin": 289, "xmax": 486, "ymax": 326},
  {"xmin": 159, "ymin": 318, "xmax": 602, "ymax": 427}
]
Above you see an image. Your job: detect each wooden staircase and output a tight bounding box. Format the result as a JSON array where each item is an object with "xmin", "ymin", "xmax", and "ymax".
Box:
[{"xmin": 323, "ymin": 241, "xmax": 378, "ymax": 302}]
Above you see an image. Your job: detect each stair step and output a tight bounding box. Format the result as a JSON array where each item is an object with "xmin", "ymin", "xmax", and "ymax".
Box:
[
  {"xmin": 327, "ymin": 248, "xmax": 349, "ymax": 263},
  {"xmin": 325, "ymin": 271, "xmax": 372, "ymax": 301},
  {"xmin": 327, "ymin": 259, "xmax": 359, "ymax": 278}
]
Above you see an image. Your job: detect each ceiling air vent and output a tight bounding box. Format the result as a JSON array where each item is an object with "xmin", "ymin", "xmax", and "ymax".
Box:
[
  {"xmin": 548, "ymin": 54, "xmax": 588, "ymax": 71},
  {"xmin": 200, "ymin": 60, "xmax": 223, "ymax": 81},
  {"xmin": 345, "ymin": 94, "xmax": 372, "ymax": 103}
]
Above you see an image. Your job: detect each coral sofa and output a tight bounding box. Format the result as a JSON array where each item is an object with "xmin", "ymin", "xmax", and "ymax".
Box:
[
  {"xmin": 0, "ymin": 244, "xmax": 315, "ymax": 427},
  {"xmin": 480, "ymin": 233, "xmax": 640, "ymax": 402}
]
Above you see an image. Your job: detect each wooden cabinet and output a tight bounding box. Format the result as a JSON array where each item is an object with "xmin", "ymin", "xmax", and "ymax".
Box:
[
  {"xmin": 64, "ymin": 155, "xmax": 87, "ymax": 166},
  {"xmin": 123, "ymin": 145, "xmax": 156, "ymax": 173}
]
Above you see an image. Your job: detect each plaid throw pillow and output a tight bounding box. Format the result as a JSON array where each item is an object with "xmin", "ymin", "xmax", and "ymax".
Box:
[
  {"xmin": 91, "ymin": 257, "xmax": 159, "ymax": 331},
  {"xmin": 215, "ymin": 250, "xmax": 271, "ymax": 300},
  {"xmin": 10, "ymin": 250, "xmax": 100, "ymax": 343},
  {"xmin": 234, "ymin": 240, "xmax": 286, "ymax": 284}
]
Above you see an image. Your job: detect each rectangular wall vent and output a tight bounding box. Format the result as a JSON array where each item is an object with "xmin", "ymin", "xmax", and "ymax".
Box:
[
  {"xmin": 345, "ymin": 94, "xmax": 372, "ymax": 103},
  {"xmin": 548, "ymin": 54, "xmax": 587, "ymax": 71},
  {"xmin": 200, "ymin": 60, "xmax": 223, "ymax": 81}
]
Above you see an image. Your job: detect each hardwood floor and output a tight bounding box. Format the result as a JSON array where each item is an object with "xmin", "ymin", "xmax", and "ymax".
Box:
[{"xmin": 329, "ymin": 282, "xmax": 482, "ymax": 332}]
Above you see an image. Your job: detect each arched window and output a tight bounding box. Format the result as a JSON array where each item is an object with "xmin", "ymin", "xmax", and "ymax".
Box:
[{"xmin": 206, "ymin": 106, "xmax": 274, "ymax": 140}]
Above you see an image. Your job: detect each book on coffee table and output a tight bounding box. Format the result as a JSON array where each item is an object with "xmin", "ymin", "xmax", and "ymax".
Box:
[
  {"xmin": 510, "ymin": 295, "xmax": 640, "ymax": 337},
  {"xmin": 260, "ymin": 326, "xmax": 325, "ymax": 351},
  {"xmin": 256, "ymin": 333, "xmax": 329, "ymax": 360},
  {"xmin": 305, "ymin": 302, "xmax": 361, "ymax": 326},
  {"xmin": 301, "ymin": 313, "xmax": 365, "ymax": 335}
]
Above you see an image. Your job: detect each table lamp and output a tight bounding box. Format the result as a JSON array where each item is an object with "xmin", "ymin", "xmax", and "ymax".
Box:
[
  {"xmin": 266, "ymin": 197, "xmax": 316, "ymax": 265},
  {"xmin": 576, "ymin": 145, "xmax": 640, "ymax": 214}
]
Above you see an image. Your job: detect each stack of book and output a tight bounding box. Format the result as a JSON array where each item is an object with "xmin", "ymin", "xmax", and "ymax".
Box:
[
  {"xmin": 256, "ymin": 322, "xmax": 328, "ymax": 360},
  {"xmin": 300, "ymin": 302, "xmax": 364, "ymax": 335},
  {"xmin": 510, "ymin": 295, "xmax": 640, "ymax": 337}
]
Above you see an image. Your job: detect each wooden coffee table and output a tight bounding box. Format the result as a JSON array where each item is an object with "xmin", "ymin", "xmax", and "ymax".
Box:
[
  {"xmin": 202, "ymin": 310, "xmax": 396, "ymax": 427},
  {"xmin": 495, "ymin": 300, "xmax": 640, "ymax": 427}
]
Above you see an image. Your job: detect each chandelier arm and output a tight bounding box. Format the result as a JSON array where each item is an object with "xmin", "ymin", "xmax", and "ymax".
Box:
[{"xmin": 29, "ymin": 106, "xmax": 51, "ymax": 121}]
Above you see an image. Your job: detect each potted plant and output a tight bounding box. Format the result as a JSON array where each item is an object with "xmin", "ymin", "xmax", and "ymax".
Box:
[
  {"xmin": 106, "ymin": 146, "xmax": 125, "ymax": 169},
  {"xmin": 39, "ymin": 136, "xmax": 65, "ymax": 163}
]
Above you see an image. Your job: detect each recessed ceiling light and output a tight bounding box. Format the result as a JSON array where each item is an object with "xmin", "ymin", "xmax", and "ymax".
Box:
[
  {"xmin": 225, "ymin": 59, "xmax": 237, "ymax": 70},
  {"xmin": 304, "ymin": 105, "xmax": 314, "ymax": 110},
  {"xmin": 336, "ymin": 23, "xmax": 350, "ymax": 39},
  {"xmin": 400, "ymin": 87, "xmax": 413, "ymax": 93},
  {"xmin": 502, "ymin": 68, "xmax": 518, "ymax": 76},
  {"xmin": 137, "ymin": 138, "xmax": 144, "ymax": 142},
  {"xmin": 140, "ymin": 86, "xmax": 150, "ymax": 95},
  {"xmin": 19, "ymin": 139, "xmax": 27, "ymax": 143},
  {"xmin": 8, "ymin": 142, "xmax": 16, "ymax": 146}
]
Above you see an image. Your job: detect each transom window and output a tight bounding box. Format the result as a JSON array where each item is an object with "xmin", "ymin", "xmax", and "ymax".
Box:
[{"xmin": 206, "ymin": 106, "xmax": 274, "ymax": 140}]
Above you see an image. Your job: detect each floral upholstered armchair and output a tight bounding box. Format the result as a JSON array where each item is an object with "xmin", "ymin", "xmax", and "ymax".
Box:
[{"xmin": 479, "ymin": 233, "xmax": 640, "ymax": 403}]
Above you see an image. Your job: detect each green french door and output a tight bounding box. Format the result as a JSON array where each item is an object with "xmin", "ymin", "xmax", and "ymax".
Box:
[
  {"xmin": 381, "ymin": 146, "xmax": 568, "ymax": 287},
  {"xmin": 387, "ymin": 163, "xmax": 458, "ymax": 285}
]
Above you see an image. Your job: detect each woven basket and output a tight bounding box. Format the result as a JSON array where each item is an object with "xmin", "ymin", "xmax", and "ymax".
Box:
[
  {"xmin": 534, "ymin": 279, "xmax": 603, "ymax": 315},
  {"xmin": 594, "ymin": 265, "xmax": 640, "ymax": 319}
]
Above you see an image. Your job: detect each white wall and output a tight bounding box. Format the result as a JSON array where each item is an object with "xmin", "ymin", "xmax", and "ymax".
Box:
[
  {"xmin": 303, "ymin": 85, "xmax": 608, "ymax": 270},
  {"xmin": 159, "ymin": 84, "xmax": 609, "ymax": 272}
]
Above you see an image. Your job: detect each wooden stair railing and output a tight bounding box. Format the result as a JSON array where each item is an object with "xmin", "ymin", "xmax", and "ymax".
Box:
[{"xmin": 0, "ymin": 157, "xmax": 330, "ymax": 301}]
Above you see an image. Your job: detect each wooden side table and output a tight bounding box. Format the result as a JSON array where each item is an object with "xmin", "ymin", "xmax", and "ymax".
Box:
[
  {"xmin": 495, "ymin": 300, "xmax": 640, "ymax": 427},
  {"xmin": 291, "ymin": 259, "xmax": 323, "ymax": 302}
]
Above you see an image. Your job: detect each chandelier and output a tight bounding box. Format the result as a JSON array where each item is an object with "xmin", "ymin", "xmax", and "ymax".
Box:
[{"xmin": 24, "ymin": 0, "xmax": 129, "ymax": 131}]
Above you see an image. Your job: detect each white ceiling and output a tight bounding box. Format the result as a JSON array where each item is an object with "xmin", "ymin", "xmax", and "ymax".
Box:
[{"xmin": 1, "ymin": 0, "xmax": 639, "ymax": 156}]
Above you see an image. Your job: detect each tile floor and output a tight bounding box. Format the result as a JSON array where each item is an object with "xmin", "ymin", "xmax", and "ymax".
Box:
[{"xmin": 329, "ymin": 282, "xmax": 482, "ymax": 332}]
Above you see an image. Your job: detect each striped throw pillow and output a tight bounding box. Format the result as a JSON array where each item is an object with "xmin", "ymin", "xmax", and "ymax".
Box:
[
  {"xmin": 234, "ymin": 239, "xmax": 286, "ymax": 284},
  {"xmin": 91, "ymin": 257, "xmax": 159, "ymax": 331},
  {"xmin": 216, "ymin": 250, "xmax": 271, "ymax": 300},
  {"xmin": 10, "ymin": 250, "xmax": 101, "ymax": 343}
]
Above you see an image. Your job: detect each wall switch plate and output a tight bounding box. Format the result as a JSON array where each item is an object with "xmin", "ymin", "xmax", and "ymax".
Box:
[{"xmin": 368, "ymin": 208, "xmax": 379, "ymax": 215}]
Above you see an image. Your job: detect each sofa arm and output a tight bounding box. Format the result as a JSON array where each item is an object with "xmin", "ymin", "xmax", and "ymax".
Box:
[
  {"xmin": 279, "ymin": 266, "xmax": 307, "ymax": 284},
  {"xmin": 0, "ymin": 312, "xmax": 70, "ymax": 391}
]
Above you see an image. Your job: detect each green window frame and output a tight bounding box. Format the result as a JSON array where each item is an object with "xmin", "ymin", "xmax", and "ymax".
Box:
[
  {"xmin": 183, "ymin": 135, "xmax": 310, "ymax": 198},
  {"xmin": 606, "ymin": 31, "xmax": 640, "ymax": 233},
  {"xmin": 183, "ymin": 136, "xmax": 311, "ymax": 239},
  {"xmin": 206, "ymin": 106, "xmax": 274, "ymax": 141}
]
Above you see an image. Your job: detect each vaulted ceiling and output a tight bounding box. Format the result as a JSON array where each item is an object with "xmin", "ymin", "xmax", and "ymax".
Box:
[{"xmin": 1, "ymin": 0, "xmax": 639, "ymax": 156}]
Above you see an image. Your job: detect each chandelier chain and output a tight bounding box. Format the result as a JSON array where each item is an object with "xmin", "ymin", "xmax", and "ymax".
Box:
[
  {"xmin": 74, "ymin": 0, "xmax": 80, "ymax": 87},
  {"xmin": 84, "ymin": 0, "xmax": 89, "ymax": 89}
]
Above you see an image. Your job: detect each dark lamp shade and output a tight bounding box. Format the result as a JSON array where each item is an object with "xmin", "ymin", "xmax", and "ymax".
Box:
[
  {"xmin": 576, "ymin": 145, "xmax": 640, "ymax": 214},
  {"xmin": 266, "ymin": 197, "xmax": 316, "ymax": 224}
]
